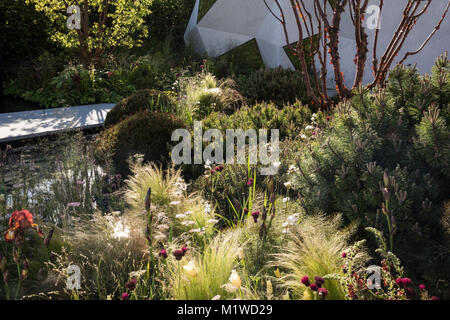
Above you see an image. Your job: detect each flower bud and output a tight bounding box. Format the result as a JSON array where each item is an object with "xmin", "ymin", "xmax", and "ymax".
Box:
[
  {"xmin": 145, "ymin": 188, "xmax": 151, "ymax": 211},
  {"xmin": 44, "ymin": 227, "xmax": 55, "ymax": 248}
]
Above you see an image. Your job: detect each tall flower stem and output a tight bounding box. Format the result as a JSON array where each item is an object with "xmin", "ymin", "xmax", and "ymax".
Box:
[{"xmin": 14, "ymin": 247, "xmax": 21, "ymax": 300}]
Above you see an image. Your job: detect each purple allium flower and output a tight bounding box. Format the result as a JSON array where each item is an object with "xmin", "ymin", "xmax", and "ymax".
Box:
[
  {"xmin": 301, "ymin": 276, "xmax": 310, "ymax": 287},
  {"xmin": 210, "ymin": 169, "xmax": 215, "ymax": 175},
  {"xmin": 341, "ymin": 252, "xmax": 347, "ymax": 258},
  {"xmin": 314, "ymin": 276, "xmax": 325, "ymax": 288},
  {"xmin": 173, "ymin": 249, "xmax": 184, "ymax": 261},
  {"xmin": 181, "ymin": 246, "xmax": 188, "ymax": 256},
  {"xmin": 159, "ymin": 249, "xmax": 168, "ymax": 259},
  {"xmin": 121, "ymin": 292, "xmax": 129, "ymax": 300},
  {"xmin": 431, "ymin": 296, "xmax": 440, "ymax": 300},
  {"xmin": 246, "ymin": 178, "xmax": 254, "ymax": 186},
  {"xmin": 419, "ymin": 284, "xmax": 426, "ymax": 291},
  {"xmin": 318, "ymin": 287, "xmax": 328, "ymax": 299},
  {"xmin": 395, "ymin": 278, "xmax": 404, "ymax": 287},
  {"xmin": 125, "ymin": 278, "xmax": 137, "ymax": 291},
  {"xmin": 310, "ymin": 283, "xmax": 318, "ymax": 291},
  {"xmin": 251, "ymin": 211, "xmax": 260, "ymax": 223},
  {"xmin": 326, "ymin": 116, "xmax": 331, "ymax": 121}
]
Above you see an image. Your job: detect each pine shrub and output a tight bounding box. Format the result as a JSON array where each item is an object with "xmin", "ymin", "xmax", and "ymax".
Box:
[{"xmin": 285, "ymin": 54, "xmax": 450, "ymax": 287}]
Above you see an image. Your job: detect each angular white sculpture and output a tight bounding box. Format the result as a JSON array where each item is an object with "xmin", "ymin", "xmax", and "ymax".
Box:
[{"xmin": 185, "ymin": 0, "xmax": 449, "ymax": 88}]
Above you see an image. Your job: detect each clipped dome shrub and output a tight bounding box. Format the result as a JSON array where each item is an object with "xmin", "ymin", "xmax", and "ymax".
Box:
[
  {"xmin": 104, "ymin": 89, "xmax": 176, "ymax": 127},
  {"xmin": 95, "ymin": 110, "xmax": 185, "ymax": 176},
  {"xmin": 238, "ymin": 67, "xmax": 308, "ymax": 107}
]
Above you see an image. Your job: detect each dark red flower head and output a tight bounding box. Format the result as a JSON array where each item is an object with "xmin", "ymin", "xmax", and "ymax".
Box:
[
  {"xmin": 246, "ymin": 179, "xmax": 254, "ymax": 187},
  {"xmin": 159, "ymin": 249, "xmax": 168, "ymax": 259},
  {"xmin": 125, "ymin": 278, "xmax": 137, "ymax": 291},
  {"xmin": 173, "ymin": 249, "xmax": 184, "ymax": 260},
  {"xmin": 419, "ymin": 284, "xmax": 426, "ymax": 291},
  {"xmin": 251, "ymin": 211, "xmax": 260, "ymax": 223},
  {"xmin": 301, "ymin": 276, "xmax": 310, "ymax": 287},
  {"xmin": 244, "ymin": 208, "xmax": 249, "ymax": 214},
  {"xmin": 318, "ymin": 287, "xmax": 328, "ymax": 299},
  {"xmin": 402, "ymin": 278, "xmax": 412, "ymax": 286},
  {"xmin": 121, "ymin": 292, "xmax": 129, "ymax": 300},
  {"xmin": 314, "ymin": 276, "xmax": 325, "ymax": 288},
  {"xmin": 341, "ymin": 252, "xmax": 347, "ymax": 258},
  {"xmin": 431, "ymin": 296, "xmax": 440, "ymax": 300},
  {"xmin": 181, "ymin": 247, "xmax": 188, "ymax": 256},
  {"xmin": 310, "ymin": 283, "xmax": 318, "ymax": 291}
]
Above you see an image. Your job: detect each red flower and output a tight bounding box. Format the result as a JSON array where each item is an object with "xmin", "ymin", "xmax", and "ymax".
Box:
[
  {"xmin": 301, "ymin": 276, "xmax": 310, "ymax": 287},
  {"xmin": 419, "ymin": 284, "xmax": 426, "ymax": 291},
  {"xmin": 314, "ymin": 276, "xmax": 325, "ymax": 288},
  {"xmin": 251, "ymin": 211, "xmax": 260, "ymax": 223},
  {"xmin": 173, "ymin": 249, "xmax": 184, "ymax": 260},
  {"xmin": 159, "ymin": 249, "xmax": 168, "ymax": 259},
  {"xmin": 318, "ymin": 287, "xmax": 328, "ymax": 299},
  {"xmin": 121, "ymin": 292, "xmax": 129, "ymax": 300},
  {"xmin": 310, "ymin": 283, "xmax": 318, "ymax": 291},
  {"xmin": 125, "ymin": 278, "xmax": 137, "ymax": 291},
  {"xmin": 341, "ymin": 252, "xmax": 347, "ymax": 258},
  {"xmin": 431, "ymin": 296, "xmax": 440, "ymax": 300},
  {"xmin": 181, "ymin": 246, "xmax": 188, "ymax": 256},
  {"xmin": 3, "ymin": 210, "xmax": 43, "ymax": 242},
  {"xmin": 246, "ymin": 178, "xmax": 254, "ymax": 187}
]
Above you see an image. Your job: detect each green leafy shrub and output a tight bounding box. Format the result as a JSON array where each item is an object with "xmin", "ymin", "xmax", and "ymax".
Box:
[
  {"xmin": 146, "ymin": 0, "xmax": 196, "ymax": 46},
  {"xmin": 285, "ymin": 55, "xmax": 450, "ymax": 288},
  {"xmin": 237, "ymin": 67, "xmax": 308, "ymax": 107},
  {"xmin": 104, "ymin": 89, "xmax": 176, "ymax": 127},
  {"xmin": 94, "ymin": 111, "xmax": 185, "ymax": 176},
  {"xmin": 0, "ymin": 0, "xmax": 52, "ymax": 68},
  {"xmin": 4, "ymin": 63, "xmax": 132, "ymax": 108},
  {"xmin": 202, "ymin": 100, "xmax": 315, "ymax": 140}
]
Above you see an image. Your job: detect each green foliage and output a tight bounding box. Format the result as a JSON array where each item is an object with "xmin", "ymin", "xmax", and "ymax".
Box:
[
  {"xmin": 0, "ymin": 0, "xmax": 53, "ymax": 67},
  {"xmin": 286, "ymin": 55, "xmax": 450, "ymax": 285},
  {"xmin": 104, "ymin": 89, "xmax": 176, "ymax": 127},
  {"xmin": 202, "ymin": 100, "xmax": 314, "ymax": 140},
  {"xmin": 146, "ymin": 0, "xmax": 196, "ymax": 45},
  {"xmin": 4, "ymin": 63, "xmax": 133, "ymax": 108},
  {"xmin": 237, "ymin": 67, "xmax": 308, "ymax": 107},
  {"xmin": 178, "ymin": 72, "xmax": 244, "ymax": 122},
  {"xmin": 29, "ymin": 0, "xmax": 152, "ymax": 63},
  {"xmin": 94, "ymin": 110, "xmax": 186, "ymax": 177}
]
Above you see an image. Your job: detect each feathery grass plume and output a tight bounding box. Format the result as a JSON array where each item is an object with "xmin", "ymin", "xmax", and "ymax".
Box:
[
  {"xmin": 46, "ymin": 211, "xmax": 148, "ymax": 299},
  {"xmin": 269, "ymin": 214, "xmax": 365, "ymax": 300},
  {"xmin": 124, "ymin": 161, "xmax": 184, "ymax": 208},
  {"xmin": 166, "ymin": 228, "xmax": 247, "ymax": 300}
]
